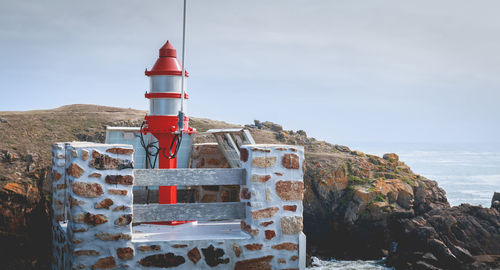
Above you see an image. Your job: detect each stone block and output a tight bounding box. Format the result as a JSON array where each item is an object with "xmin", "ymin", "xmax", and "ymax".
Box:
[
  {"xmin": 92, "ymin": 256, "xmax": 116, "ymax": 269},
  {"xmin": 235, "ymin": 255, "xmax": 274, "ymax": 270},
  {"xmin": 95, "ymin": 233, "xmax": 131, "ymax": 241},
  {"xmin": 240, "ymin": 148, "xmax": 249, "ymax": 162},
  {"xmin": 81, "ymin": 150, "xmax": 89, "ymax": 161},
  {"xmin": 265, "ymin": 230, "xmax": 276, "ymax": 240},
  {"xmin": 233, "ymin": 244, "xmax": 242, "ymax": 257},
  {"xmin": 112, "ymin": 206, "xmax": 130, "ymax": 212},
  {"xmin": 281, "ymin": 216, "xmax": 303, "ymax": 235},
  {"xmin": 272, "ymin": 242, "xmax": 299, "ymax": 251},
  {"xmin": 201, "ymin": 194, "xmax": 217, "ymax": 202},
  {"xmin": 89, "ymin": 151, "xmax": 133, "ymax": 170},
  {"xmin": 116, "ymin": 247, "xmax": 134, "ymax": 260},
  {"xmin": 241, "ymin": 221, "xmax": 259, "ymax": 236},
  {"xmin": 201, "ymin": 245, "xmax": 229, "ymax": 267},
  {"xmin": 260, "ymin": 221, "xmax": 274, "ymax": 227},
  {"xmin": 276, "ymin": 180, "xmax": 304, "ymax": 201},
  {"xmin": 105, "ymin": 175, "xmax": 133, "ymax": 185},
  {"xmin": 244, "ymin": 243, "xmax": 263, "ymax": 250},
  {"xmin": 251, "ymin": 207, "xmax": 279, "ymax": 219},
  {"xmin": 252, "ymin": 156, "xmax": 277, "ymax": 168},
  {"xmin": 95, "ymin": 199, "xmax": 113, "ymax": 209},
  {"xmin": 106, "ymin": 148, "xmax": 134, "ymax": 155},
  {"xmin": 137, "ymin": 245, "xmax": 161, "ymax": 252},
  {"xmin": 114, "ymin": 214, "xmax": 132, "ymax": 226},
  {"xmin": 187, "ymin": 247, "xmax": 201, "ymax": 264},
  {"xmin": 67, "ymin": 163, "xmax": 84, "ymax": 178},
  {"xmin": 73, "ymin": 182, "xmax": 103, "ymax": 198},
  {"xmin": 74, "ymin": 250, "xmax": 100, "ymax": 256},
  {"xmin": 108, "ymin": 189, "xmax": 127, "ymax": 195},
  {"xmin": 53, "ymin": 171, "xmax": 62, "ymax": 181},
  {"xmin": 251, "ymin": 174, "xmax": 271, "ymax": 183},
  {"xmin": 240, "ymin": 187, "xmax": 251, "ymax": 200},
  {"xmin": 282, "ymin": 153, "xmax": 300, "ymax": 169},
  {"xmin": 84, "ymin": 213, "xmax": 108, "ymax": 226},
  {"xmin": 138, "ymin": 253, "xmax": 186, "ymax": 268}
]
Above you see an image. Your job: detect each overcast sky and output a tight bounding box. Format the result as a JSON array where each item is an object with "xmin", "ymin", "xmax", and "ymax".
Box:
[{"xmin": 1, "ymin": 0, "xmax": 499, "ymax": 145}]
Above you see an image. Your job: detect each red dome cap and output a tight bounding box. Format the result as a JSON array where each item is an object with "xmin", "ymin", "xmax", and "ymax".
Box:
[{"xmin": 145, "ymin": 41, "xmax": 189, "ymax": 77}]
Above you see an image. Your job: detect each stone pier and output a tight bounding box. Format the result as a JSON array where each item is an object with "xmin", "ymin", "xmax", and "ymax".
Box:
[{"xmin": 51, "ymin": 143, "xmax": 305, "ymax": 269}]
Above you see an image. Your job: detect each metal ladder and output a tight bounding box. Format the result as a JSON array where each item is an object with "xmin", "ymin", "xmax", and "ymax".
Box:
[{"xmin": 205, "ymin": 128, "xmax": 255, "ymax": 168}]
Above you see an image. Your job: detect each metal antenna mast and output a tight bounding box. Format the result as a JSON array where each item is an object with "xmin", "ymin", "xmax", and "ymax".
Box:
[{"xmin": 178, "ymin": 0, "xmax": 187, "ymax": 131}]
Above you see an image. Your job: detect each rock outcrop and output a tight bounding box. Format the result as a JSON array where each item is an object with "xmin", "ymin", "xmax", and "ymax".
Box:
[
  {"xmin": 492, "ymin": 192, "xmax": 500, "ymax": 211},
  {"xmin": 0, "ymin": 173, "xmax": 51, "ymax": 269},
  {"xmin": 387, "ymin": 204, "xmax": 500, "ymax": 270},
  {"xmin": 302, "ymin": 150, "xmax": 449, "ymax": 259}
]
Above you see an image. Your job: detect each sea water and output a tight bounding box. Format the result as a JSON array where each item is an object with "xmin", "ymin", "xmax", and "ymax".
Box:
[
  {"xmin": 308, "ymin": 257, "xmax": 393, "ymax": 269},
  {"xmin": 308, "ymin": 142, "xmax": 500, "ymax": 269}
]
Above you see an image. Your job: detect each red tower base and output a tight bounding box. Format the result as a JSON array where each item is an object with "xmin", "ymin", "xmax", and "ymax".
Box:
[{"xmin": 143, "ymin": 115, "xmax": 194, "ymax": 225}]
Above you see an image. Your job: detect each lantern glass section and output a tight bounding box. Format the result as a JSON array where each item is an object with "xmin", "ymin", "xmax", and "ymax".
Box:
[{"xmin": 149, "ymin": 75, "xmax": 187, "ymax": 116}]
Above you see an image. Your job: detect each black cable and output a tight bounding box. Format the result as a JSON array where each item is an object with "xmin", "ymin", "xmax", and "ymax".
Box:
[
  {"xmin": 141, "ymin": 120, "xmax": 183, "ymax": 168},
  {"xmin": 139, "ymin": 121, "xmax": 160, "ymax": 168},
  {"xmin": 171, "ymin": 133, "xmax": 182, "ymax": 158},
  {"xmin": 162, "ymin": 132, "xmax": 182, "ymax": 159}
]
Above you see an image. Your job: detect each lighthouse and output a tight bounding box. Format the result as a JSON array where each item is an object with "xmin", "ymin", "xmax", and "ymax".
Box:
[{"xmin": 142, "ymin": 41, "xmax": 195, "ymax": 206}]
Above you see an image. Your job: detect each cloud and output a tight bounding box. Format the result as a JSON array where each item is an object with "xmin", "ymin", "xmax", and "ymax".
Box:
[{"xmin": 0, "ymin": 0, "xmax": 499, "ymax": 144}]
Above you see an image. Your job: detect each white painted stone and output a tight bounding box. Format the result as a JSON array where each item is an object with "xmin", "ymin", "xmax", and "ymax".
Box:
[{"xmin": 51, "ymin": 143, "xmax": 305, "ymax": 270}]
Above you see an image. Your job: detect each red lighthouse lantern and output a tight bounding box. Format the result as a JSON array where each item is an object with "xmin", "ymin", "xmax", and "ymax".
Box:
[{"xmin": 142, "ymin": 41, "xmax": 195, "ymax": 209}]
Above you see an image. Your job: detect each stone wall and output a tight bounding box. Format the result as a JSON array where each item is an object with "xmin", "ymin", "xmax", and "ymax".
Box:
[
  {"xmin": 190, "ymin": 143, "xmax": 239, "ymax": 203},
  {"xmin": 51, "ymin": 143, "xmax": 306, "ymax": 269},
  {"xmin": 52, "ymin": 142, "xmax": 135, "ymax": 269},
  {"xmin": 236, "ymin": 144, "xmax": 306, "ymax": 269},
  {"xmin": 190, "ymin": 143, "xmax": 230, "ymax": 169}
]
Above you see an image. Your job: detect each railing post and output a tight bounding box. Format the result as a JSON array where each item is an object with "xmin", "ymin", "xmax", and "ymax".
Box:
[
  {"xmin": 238, "ymin": 144, "xmax": 305, "ymax": 269},
  {"xmin": 64, "ymin": 142, "xmax": 135, "ymax": 269}
]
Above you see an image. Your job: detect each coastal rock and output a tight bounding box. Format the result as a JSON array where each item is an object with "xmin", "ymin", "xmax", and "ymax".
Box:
[
  {"xmin": 383, "ymin": 153, "xmax": 399, "ymax": 162},
  {"xmin": 303, "ymin": 148, "xmax": 449, "ymax": 260},
  {"xmin": 387, "ymin": 203, "xmax": 500, "ymax": 269},
  {"xmin": 491, "ymin": 192, "xmax": 500, "ymax": 211}
]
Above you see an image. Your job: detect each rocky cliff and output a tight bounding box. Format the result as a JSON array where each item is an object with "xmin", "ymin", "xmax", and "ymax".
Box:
[{"xmin": 0, "ymin": 105, "xmax": 498, "ymax": 269}]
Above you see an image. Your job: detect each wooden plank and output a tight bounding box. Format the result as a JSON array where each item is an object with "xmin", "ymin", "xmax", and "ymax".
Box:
[
  {"xmin": 206, "ymin": 128, "xmax": 244, "ymax": 133},
  {"xmin": 215, "ymin": 134, "xmax": 241, "ymax": 168},
  {"xmin": 133, "ymin": 202, "xmax": 246, "ymax": 222},
  {"xmin": 134, "ymin": 168, "xmax": 245, "ymax": 187},
  {"xmin": 225, "ymin": 133, "xmax": 241, "ymax": 156},
  {"xmin": 242, "ymin": 129, "xmax": 256, "ymax": 144}
]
